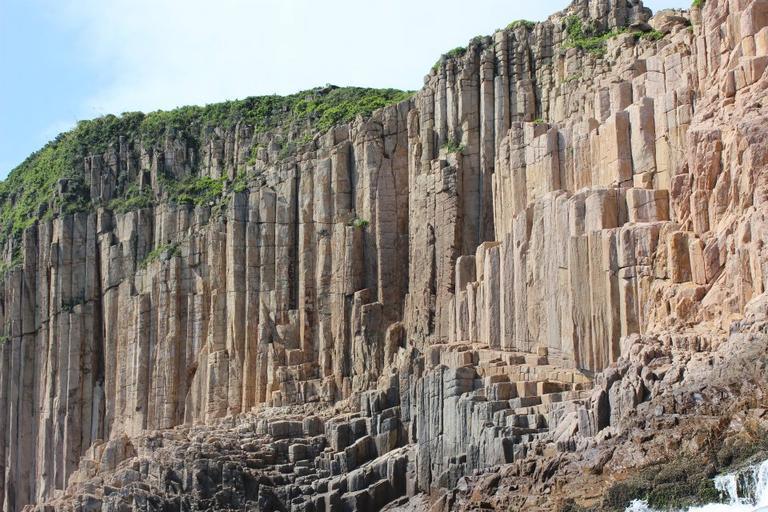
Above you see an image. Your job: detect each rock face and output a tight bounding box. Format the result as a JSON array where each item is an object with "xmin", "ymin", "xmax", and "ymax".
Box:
[{"xmin": 1, "ymin": 0, "xmax": 767, "ymax": 510}]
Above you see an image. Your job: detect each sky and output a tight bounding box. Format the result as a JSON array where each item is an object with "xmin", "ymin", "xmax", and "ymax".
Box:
[{"xmin": 0, "ymin": 0, "xmax": 689, "ymax": 179}]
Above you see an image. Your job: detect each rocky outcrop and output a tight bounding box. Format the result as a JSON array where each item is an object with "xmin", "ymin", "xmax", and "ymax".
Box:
[{"xmin": 1, "ymin": 0, "xmax": 767, "ymax": 510}]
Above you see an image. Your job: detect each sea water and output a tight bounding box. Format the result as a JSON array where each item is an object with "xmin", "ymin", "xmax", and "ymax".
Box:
[{"xmin": 625, "ymin": 459, "xmax": 768, "ymax": 512}]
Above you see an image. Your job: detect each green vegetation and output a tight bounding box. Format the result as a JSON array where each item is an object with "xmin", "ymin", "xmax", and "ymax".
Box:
[
  {"xmin": 692, "ymin": 0, "xmax": 705, "ymax": 8},
  {"xmin": 441, "ymin": 139, "xmax": 465, "ymax": 154},
  {"xmin": 0, "ymin": 134, "xmax": 84, "ymax": 245},
  {"xmin": 0, "ymin": 254, "xmax": 21, "ymax": 275},
  {"xmin": 290, "ymin": 86, "xmax": 413, "ymax": 135},
  {"xmin": 108, "ymin": 184, "xmax": 153, "ymax": 213},
  {"xmin": 0, "ymin": 86, "xmax": 413, "ymax": 247},
  {"xmin": 635, "ymin": 29, "xmax": 664, "ymax": 41},
  {"xmin": 507, "ymin": 19, "xmax": 536, "ymax": 31},
  {"xmin": 351, "ymin": 217, "xmax": 369, "ymax": 229},
  {"xmin": 564, "ymin": 73, "xmax": 583, "ymax": 83},
  {"xmin": 246, "ymin": 144, "xmax": 262, "ymax": 166},
  {"xmin": 445, "ymin": 47, "xmax": 467, "ymax": 59},
  {"xmin": 533, "ymin": 118, "xmax": 547, "ymax": 125},
  {"xmin": 0, "ymin": 335, "xmax": 8, "ymax": 345},
  {"xmin": 562, "ymin": 15, "xmax": 623, "ymax": 56},
  {"xmin": 433, "ymin": 47, "xmax": 468, "ymax": 72},
  {"xmin": 161, "ymin": 174, "xmax": 226, "ymax": 207},
  {"xmin": 562, "ymin": 16, "xmax": 665, "ymax": 57},
  {"xmin": 232, "ymin": 171, "xmax": 249, "ymax": 194},
  {"xmin": 141, "ymin": 242, "xmax": 181, "ymax": 269},
  {"xmin": 277, "ymin": 141, "xmax": 297, "ymax": 161}
]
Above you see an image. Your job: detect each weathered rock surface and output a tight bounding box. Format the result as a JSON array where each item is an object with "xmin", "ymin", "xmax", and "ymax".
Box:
[{"xmin": 1, "ymin": 0, "xmax": 767, "ymax": 510}]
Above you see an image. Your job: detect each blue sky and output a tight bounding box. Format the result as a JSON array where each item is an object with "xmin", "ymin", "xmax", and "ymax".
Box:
[{"xmin": 0, "ymin": 0, "xmax": 689, "ymax": 179}]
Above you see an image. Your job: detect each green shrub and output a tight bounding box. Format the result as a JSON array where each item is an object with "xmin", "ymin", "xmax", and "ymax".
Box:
[
  {"xmin": 441, "ymin": 139, "xmax": 465, "ymax": 154},
  {"xmin": 277, "ymin": 141, "xmax": 297, "ymax": 161},
  {"xmin": 246, "ymin": 144, "xmax": 261, "ymax": 166},
  {"xmin": 562, "ymin": 15, "xmax": 628, "ymax": 57},
  {"xmin": 0, "ymin": 335, "xmax": 9, "ymax": 345},
  {"xmin": 161, "ymin": 174, "xmax": 225, "ymax": 207},
  {"xmin": 533, "ymin": 118, "xmax": 547, "ymax": 125},
  {"xmin": 692, "ymin": 0, "xmax": 705, "ymax": 8},
  {"xmin": 108, "ymin": 185, "xmax": 153, "ymax": 213},
  {"xmin": 432, "ymin": 47, "xmax": 468, "ymax": 72},
  {"xmin": 141, "ymin": 242, "xmax": 181, "ymax": 269},
  {"xmin": 351, "ymin": 218, "xmax": 370, "ymax": 229},
  {"xmin": 635, "ymin": 29, "xmax": 664, "ymax": 41},
  {"xmin": 289, "ymin": 86, "xmax": 413, "ymax": 135},
  {"xmin": 445, "ymin": 47, "xmax": 467, "ymax": 59},
  {"xmin": 507, "ymin": 19, "xmax": 536, "ymax": 31},
  {"xmin": 232, "ymin": 171, "xmax": 249, "ymax": 194}
]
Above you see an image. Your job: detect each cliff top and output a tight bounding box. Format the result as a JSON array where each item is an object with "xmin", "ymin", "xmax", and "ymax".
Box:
[
  {"xmin": 0, "ymin": 86, "xmax": 413, "ymax": 248},
  {"xmin": 0, "ymin": 0, "xmax": 660, "ymax": 259}
]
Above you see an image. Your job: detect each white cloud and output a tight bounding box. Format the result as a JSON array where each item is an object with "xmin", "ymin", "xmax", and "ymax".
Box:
[{"xmin": 44, "ymin": 0, "xmax": 690, "ymax": 117}]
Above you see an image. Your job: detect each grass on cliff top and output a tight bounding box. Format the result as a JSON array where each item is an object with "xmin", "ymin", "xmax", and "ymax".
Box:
[
  {"xmin": 562, "ymin": 15, "xmax": 663, "ymax": 57},
  {"xmin": 0, "ymin": 85, "xmax": 413, "ymax": 246},
  {"xmin": 507, "ymin": 19, "xmax": 536, "ymax": 31}
]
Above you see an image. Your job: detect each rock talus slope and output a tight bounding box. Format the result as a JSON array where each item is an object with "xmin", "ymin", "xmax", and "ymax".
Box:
[{"xmin": 1, "ymin": 0, "xmax": 768, "ymax": 510}]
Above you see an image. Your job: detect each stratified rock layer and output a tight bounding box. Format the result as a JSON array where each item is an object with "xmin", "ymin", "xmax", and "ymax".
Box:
[{"xmin": 1, "ymin": 0, "xmax": 768, "ymax": 510}]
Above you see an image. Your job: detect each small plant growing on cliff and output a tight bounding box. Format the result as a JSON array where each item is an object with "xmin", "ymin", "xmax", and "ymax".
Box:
[
  {"xmin": 692, "ymin": 0, "xmax": 705, "ymax": 8},
  {"xmin": 108, "ymin": 184, "xmax": 153, "ymax": 213},
  {"xmin": 0, "ymin": 335, "xmax": 9, "ymax": 345},
  {"xmin": 533, "ymin": 118, "xmax": 547, "ymax": 125},
  {"xmin": 232, "ymin": 170, "xmax": 249, "ymax": 194},
  {"xmin": 441, "ymin": 139, "xmax": 465, "ymax": 154},
  {"xmin": 507, "ymin": 19, "xmax": 535, "ymax": 31},
  {"xmin": 277, "ymin": 141, "xmax": 297, "ymax": 161},
  {"xmin": 432, "ymin": 46, "xmax": 468, "ymax": 72},
  {"xmin": 562, "ymin": 15, "xmax": 627, "ymax": 57},
  {"xmin": 0, "ymin": 250, "xmax": 22, "ymax": 276},
  {"xmin": 564, "ymin": 73, "xmax": 583, "ymax": 83},
  {"xmin": 162, "ymin": 174, "xmax": 225, "ymax": 207},
  {"xmin": 634, "ymin": 29, "xmax": 664, "ymax": 41},
  {"xmin": 141, "ymin": 242, "xmax": 181, "ymax": 269},
  {"xmin": 351, "ymin": 218, "xmax": 369, "ymax": 229},
  {"xmin": 470, "ymin": 35, "xmax": 487, "ymax": 46},
  {"xmin": 246, "ymin": 144, "xmax": 261, "ymax": 166},
  {"xmin": 445, "ymin": 46, "xmax": 467, "ymax": 59}
]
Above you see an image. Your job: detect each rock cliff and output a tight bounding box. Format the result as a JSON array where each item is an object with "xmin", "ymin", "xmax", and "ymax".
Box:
[{"xmin": 1, "ymin": 0, "xmax": 767, "ymax": 510}]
